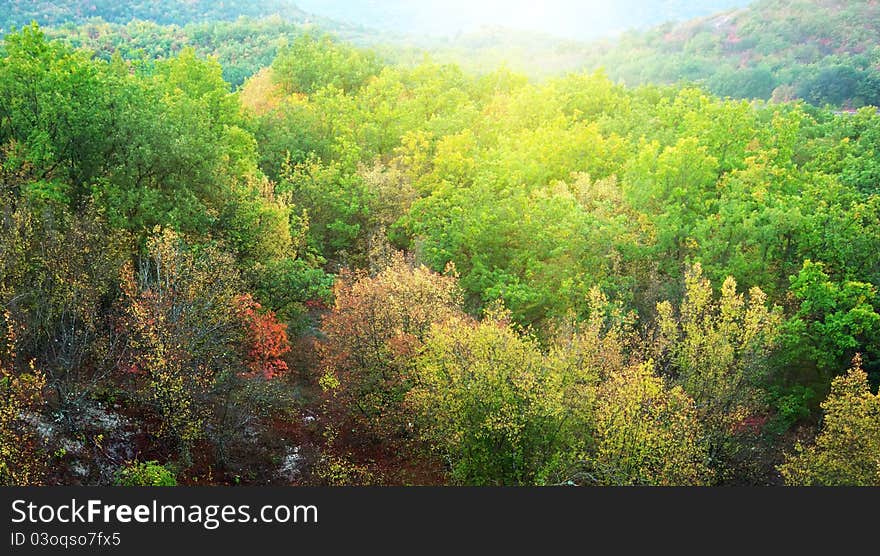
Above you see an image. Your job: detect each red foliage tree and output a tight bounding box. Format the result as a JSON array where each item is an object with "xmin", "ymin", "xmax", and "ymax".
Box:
[{"xmin": 236, "ymin": 294, "xmax": 291, "ymax": 380}]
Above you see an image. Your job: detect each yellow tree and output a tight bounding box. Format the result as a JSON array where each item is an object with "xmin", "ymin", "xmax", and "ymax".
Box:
[
  {"xmin": 119, "ymin": 229, "xmax": 244, "ymax": 462},
  {"xmin": 549, "ymin": 290, "xmax": 711, "ymax": 486},
  {"xmin": 779, "ymin": 355, "xmax": 880, "ymax": 486},
  {"xmin": 654, "ymin": 263, "xmax": 781, "ymax": 474},
  {"xmin": 590, "ymin": 363, "xmax": 712, "ymax": 486},
  {"xmin": 0, "ymin": 313, "xmax": 46, "ymax": 485}
]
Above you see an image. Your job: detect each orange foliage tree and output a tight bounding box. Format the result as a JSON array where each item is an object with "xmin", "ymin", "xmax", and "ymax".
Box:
[
  {"xmin": 316, "ymin": 253, "xmax": 463, "ymax": 474},
  {"xmin": 236, "ymin": 293, "xmax": 291, "ymax": 380}
]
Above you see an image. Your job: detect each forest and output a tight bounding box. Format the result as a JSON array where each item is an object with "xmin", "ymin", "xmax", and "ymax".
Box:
[
  {"xmin": 7, "ymin": 0, "xmax": 879, "ymax": 100},
  {"xmin": 1, "ymin": 1, "xmax": 879, "ymax": 487}
]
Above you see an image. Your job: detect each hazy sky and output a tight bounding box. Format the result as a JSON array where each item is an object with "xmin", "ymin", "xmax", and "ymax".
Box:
[{"xmin": 294, "ymin": 0, "xmax": 751, "ymax": 40}]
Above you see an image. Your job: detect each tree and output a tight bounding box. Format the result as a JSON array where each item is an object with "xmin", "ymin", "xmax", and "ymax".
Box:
[
  {"xmin": 779, "ymin": 355, "xmax": 880, "ymax": 485},
  {"xmin": 709, "ymin": 66, "xmax": 777, "ymax": 100},
  {"xmin": 0, "ymin": 24, "xmax": 114, "ymax": 205},
  {"xmin": 588, "ymin": 363, "xmax": 712, "ymax": 486},
  {"xmin": 624, "ymin": 136, "xmax": 720, "ymax": 265},
  {"xmin": 235, "ymin": 293, "xmax": 291, "ymax": 380},
  {"xmin": 246, "ymin": 255, "xmax": 333, "ymax": 328},
  {"xmin": 317, "ymin": 253, "xmax": 463, "ymax": 449},
  {"xmin": 271, "ymin": 33, "xmax": 381, "ymax": 96},
  {"xmin": 783, "ymin": 260, "xmax": 880, "ymax": 385},
  {"xmin": 409, "ymin": 308, "xmax": 569, "ymax": 486},
  {"xmin": 653, "ymin": 264, "xmax": 781, "ymax": 475},
  {"xmin": 798, "ymin": 65, "xmax": 861, "ymax": 107},
  {"xmin": 118, "ymin": 229, "xmax": 245, "ymax": 462},
  {"xmin": 548, "ymin": 289, "xmax": 712, "ymax": 486},
  {"xmin": 549, "ymin": 286, "xmax": 637, "ymax": 384},
  {"xmin": 0, "ymin": 313, "xmax": 47, "ymax": 486},
  {"xmin": 0, "ymin": 198, "xmax": 131, "ymax": 406},
  {"xmin": 277, "ymin": 156, "xmax": 372, "ymax": 264}
]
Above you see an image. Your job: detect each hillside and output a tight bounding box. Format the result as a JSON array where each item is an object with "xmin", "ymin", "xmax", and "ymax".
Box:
[
  {"xmin": 0, "ymin": 0, "xmax": 311, "ymax": 31},
  {"xmin": 22, "ymin": 0, "xmax": 880, "ymax": 107},
  {"xmin": 0, "ymin": 0, "xmax": 752, "ymax": 39},
  {"xmin": 579, "ymin": 0, "xmax": 880, "ymax": 106},
  {"xmin": 0, "ymin": 2, "xmax": 373, "ymax": 88},
  {"xmin": 1, "ymin": 3, "xmax": 880, "ymax": 489},
  {"xmin": 40, "ymin": 17, "xmax": 350, "ymax": 88},
  {"xmin": 1, "ymin": 1, "xmax": 756, "ymax": 86},
  {"xmin": 2, "ymin": 22, "xmax": 880, "ymax": 487},
  {"xmin": 292, "ymin": 0, "xmax": 751, "ymax": 40}
]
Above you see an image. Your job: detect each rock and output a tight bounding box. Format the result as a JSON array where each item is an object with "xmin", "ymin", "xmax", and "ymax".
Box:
[{"xmin": 278, "ymin": 446, "xmax": 304, "ymax": 482}]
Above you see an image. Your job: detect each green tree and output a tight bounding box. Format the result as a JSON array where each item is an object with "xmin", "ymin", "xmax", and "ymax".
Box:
[
  {"xmin": 783, "ymin": 260, "xmax": 880, "ymax": 385},
  {"xmin": 271, "ymin": 33, "xmax": 381, "ymax": 96},
  {"xmin": 409, "ymin": 309, "xmax": 568, "ymax": 485},
  {"xmin": 0, "ymin": 24, "xmax": 113, "ymax": 205}
]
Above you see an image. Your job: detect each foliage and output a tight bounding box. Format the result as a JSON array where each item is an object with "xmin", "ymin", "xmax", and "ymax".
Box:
[
  {"xmin": 115, "ymin": 460, "xmax": 177, "ymax": 486},
  {"xmin": 317, "ymin": 253, "xmax": 463, "ymax": 449},
  {"xmin": 409, "ymin": 309, "xmax": 569, "ymax": 485},
  {"xmin": 236, "ymin": 294, "xmax": 291, "ymax": 380},
  {"xmin": 0, "ymin": 197, "xmax": 131, "ymax": 404},
  {"xmin": 2, "ymin": 14, "xmax": 880, "ymax": 486},
  {"xmin": 783, "ymin": 260, "xmax": 880, "ymax": 382},
  {"xmin": 0, "ymin": 314, "xmax": 47, "ymax": 486},
  {"xmin": 779, "ymin": 355, "xmax": 880, "ymax": 485},
  {"xmin": 118, "ymin": 230, "xmax": 245, "ymax": 459},
  {"xmin": 271, "ymin": 33, "xmax": 382, "ymax": 96},
  {"xmin": 588, "ymin": 363, "xmax": 712, "ymax": 486},
  {"xmin": 653, "ymin": 264, "xmax": 781, "ymax": 476}
]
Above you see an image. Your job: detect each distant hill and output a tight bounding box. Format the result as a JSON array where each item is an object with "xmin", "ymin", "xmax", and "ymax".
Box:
[
  {"xmin": 0, "ymin": 1, "xmax": 757, "ymax": 85},
  {"xmin": 577, "ymin": 0, "xmax": 880, "ymax": 106},
  {"xmin": 2, "ymin": 1, "xmax": 752, "ymax": 40},
  {"xmin": 9, "ymin": 0, "xmax": 879, "ymax": 107},
  {"xmin": 292, "ymin": 0, "xmax": 752, "ymax": 41},
  {"xmin": 38, "ymin": 16, "xmax": 374, "ymax": 88},
  {"xmin": 0, "ymin": 0, "xmax": 310, "ymax": 32}
]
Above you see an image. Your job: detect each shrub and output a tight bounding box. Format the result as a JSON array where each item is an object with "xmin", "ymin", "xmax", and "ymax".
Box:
[{"xmin": 115, "ymin": 461, "xmax": 177, "ymax": 486}]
